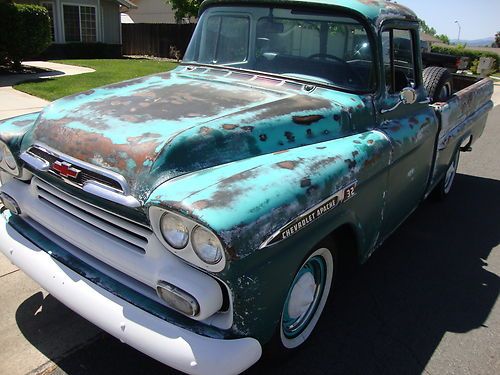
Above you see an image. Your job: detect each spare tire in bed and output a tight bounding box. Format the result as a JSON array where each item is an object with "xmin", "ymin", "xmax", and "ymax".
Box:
[{"xmin": 423, "ymin": 66, "xmax": 453, "ymax": 103}]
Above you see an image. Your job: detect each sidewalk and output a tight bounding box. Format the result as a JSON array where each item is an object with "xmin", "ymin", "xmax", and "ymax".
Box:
[
  {"xmin": 0, "ymin": 61, "xmax": 99, "ymax": 374},
  {"xmin": 0, "ymin": 61, "xmax": 94, "ymax": 121}
]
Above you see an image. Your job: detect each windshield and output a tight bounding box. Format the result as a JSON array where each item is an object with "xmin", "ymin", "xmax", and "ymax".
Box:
[{"xmin": 184, "ymin": 6, "xmax": 375, "ymax": 91}]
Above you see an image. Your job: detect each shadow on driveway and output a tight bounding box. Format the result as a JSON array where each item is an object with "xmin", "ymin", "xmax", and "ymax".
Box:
[
  {"xmin": 15, "ymin": 173, "xmax": 500, "ymax": 375},
  {"xmin": 0, "ymin": 70, "xmax": 64, "ymax": 88}
]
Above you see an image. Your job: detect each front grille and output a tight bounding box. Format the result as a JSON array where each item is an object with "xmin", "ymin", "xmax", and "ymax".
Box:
[
  {"xmin": 33, "ymin": 177, "xmax": 151, "ymax": 254},
  {"xmin": 27, "ymin": 146, "xmax": 124, "ymax": 192}
]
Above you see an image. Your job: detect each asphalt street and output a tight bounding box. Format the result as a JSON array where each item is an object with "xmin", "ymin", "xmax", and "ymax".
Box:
[{"xmin": 1, "ymin": 84, "xmax": 499, "ymax": 375}]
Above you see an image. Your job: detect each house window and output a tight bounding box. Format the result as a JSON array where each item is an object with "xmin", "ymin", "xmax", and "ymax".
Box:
[
  {"xmin": 41, "ymin": 2, "xmax": 55, "ymax": 42},
  {"xmin": 80, "ymin": 6, "xmax": 97, "ymax": 42},
  {"xmin": 63, "ymin": 5, "xmax": 97, "ymax": 43}
]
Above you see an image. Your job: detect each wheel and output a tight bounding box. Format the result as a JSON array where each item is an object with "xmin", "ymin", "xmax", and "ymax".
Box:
[
  {"xmin": 267, "ymin": 244, "xmax": 336, "ymax": 356},
  {"xmin": 423, "ymin": 66, "xmax": 453, "ymax": 103},
  {"xmin": 434, "ymin": 151, "xmax": 460, "ymax": 200}
]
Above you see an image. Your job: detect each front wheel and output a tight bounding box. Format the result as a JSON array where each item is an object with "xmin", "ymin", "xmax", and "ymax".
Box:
[{"xmin": 276, "ymin": 245, "xmax": 336, "ymax": 351}]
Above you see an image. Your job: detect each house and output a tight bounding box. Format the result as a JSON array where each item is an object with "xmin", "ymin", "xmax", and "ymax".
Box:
[
  {"xmin": 16, "ymin": 0, "xmax": 136, "ymax": 45},
  {"xmin": 120, "ymin": 0, "xmax": 194, "ymax": 24}
]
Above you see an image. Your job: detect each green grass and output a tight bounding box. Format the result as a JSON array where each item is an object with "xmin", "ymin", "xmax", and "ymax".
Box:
[{"xmin": 14, "ymin": 59, "xmax": 178, "ymax": 101}]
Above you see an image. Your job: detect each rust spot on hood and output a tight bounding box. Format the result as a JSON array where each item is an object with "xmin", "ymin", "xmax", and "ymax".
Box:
[
  {"xmin": 219, "ymin": 169, "xmax": 259, "ymax": 186},
  {"xmin": 192, "ymin": 200, "xmax": 210, "ymax": 210},
  {"xmin": 292, "ymin": 115, "xmax": 324, "ymax": 125},
  {"xmin": 273, "ymin": 149, "xmax": 289, "ymax": 155},
  {"xmin": 300, "ymin": 177, "xmax": 312, "ymax": 187},
  {"xmin": 277, "ymin": 161, "xmax": 297, "ymax": 170}
]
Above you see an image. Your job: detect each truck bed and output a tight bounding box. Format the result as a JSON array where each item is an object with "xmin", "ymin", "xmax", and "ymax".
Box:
[{"xmin": 429, "ymin": 76, "xmax": 494, "ymax": 189}]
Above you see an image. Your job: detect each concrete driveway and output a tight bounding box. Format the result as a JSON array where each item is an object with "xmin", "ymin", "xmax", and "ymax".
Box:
[
  {"xmin": 0, "ymin": 61, "xmax": 94, "ymax": 120},
  {"xmin": 0, "ymin": 83, "xmax": 499, "ymax": 375}
]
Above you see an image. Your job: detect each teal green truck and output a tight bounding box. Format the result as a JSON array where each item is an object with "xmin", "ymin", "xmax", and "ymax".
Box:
[{"xmin": 0, "ymin": 0, "xmax": 494, "ymax": 374}]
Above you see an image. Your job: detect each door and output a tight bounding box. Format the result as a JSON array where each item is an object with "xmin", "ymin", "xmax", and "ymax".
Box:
[{"xmin": 377, "ymin": 26, "xmax": 439, "ymax": 239}]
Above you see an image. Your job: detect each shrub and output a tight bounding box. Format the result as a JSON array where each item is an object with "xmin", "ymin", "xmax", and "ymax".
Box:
[
  {"xmin": 431, "ymin": 45, "xmax": 499, "ymax": 73},
  {"xmin": 0, "ymin": 3, "xmax": 51, "ymax": 68}
]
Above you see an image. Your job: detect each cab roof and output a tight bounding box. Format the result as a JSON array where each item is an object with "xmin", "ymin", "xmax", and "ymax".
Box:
[{"xmin": 200, "ymin": 0, "xmax": 418, "ymax": 27}]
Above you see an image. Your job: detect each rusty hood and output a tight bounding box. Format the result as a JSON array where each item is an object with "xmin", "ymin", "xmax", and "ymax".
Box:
[{"xmin": 21, "ymin": 66, "xmax": 373, "ymax": 201}]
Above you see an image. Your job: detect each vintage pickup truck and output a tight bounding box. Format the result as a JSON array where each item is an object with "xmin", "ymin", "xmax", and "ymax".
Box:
[{"xmin": 0, "ymin": 0, "xmax": 494, "ymax": 374}]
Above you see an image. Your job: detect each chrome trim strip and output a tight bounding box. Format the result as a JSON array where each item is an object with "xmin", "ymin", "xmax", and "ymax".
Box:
[
  {"xmin": 83, "ymin": 181, "xmax": 141, "ymax": 208},
  {"xmin": 20, "ymin": 152, "xmax": 50, "ymax": 171}
]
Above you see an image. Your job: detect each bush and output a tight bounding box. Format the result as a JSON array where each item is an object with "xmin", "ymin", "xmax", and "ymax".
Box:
[
  {"xmin": 431, "ymin": 45, "xmax": 499, "ymax": 73},
  {"xmin": 0, "ymin": 3, "xmax": 51, "ymax": 68}
]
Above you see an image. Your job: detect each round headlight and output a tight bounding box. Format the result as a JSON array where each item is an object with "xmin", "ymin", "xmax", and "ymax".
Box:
[
  {"xmin": 192, "ymin": 226, "xmax": 223, "ymax": 265},
  {"xmin": 160, "ymin": 213, "xmax": 189, "ymax": 249},
  {"xmin": 4, "ymin": 152, "xmax": 16, "ymax": 170},
  {"xmin": 0, "ymin": 142, "xmax": 18, "ymax": 175}
]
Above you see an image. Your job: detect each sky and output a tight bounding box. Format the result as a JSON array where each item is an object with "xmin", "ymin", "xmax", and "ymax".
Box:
[{"xmin": 394, "ymin": 0, "xmax": 499, "ymax": 41}]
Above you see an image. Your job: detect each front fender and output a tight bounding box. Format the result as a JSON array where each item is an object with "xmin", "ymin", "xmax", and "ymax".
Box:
[
  {"xmin": 0, "ymin": 112, "xmax": 40, "ymax": 153},
  {"xmin": 146, "ymin": 130, "xmax": 391, "ymax": 260}
]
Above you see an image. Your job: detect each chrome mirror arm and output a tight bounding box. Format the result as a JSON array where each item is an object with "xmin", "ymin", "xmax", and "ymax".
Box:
[
  {"xmin": 380, "ymin": 87, "xmax": 418, "ymax": 114},
  {"xmin": 380, "ymin": 100, "xmax": 404, "ymax": 114}
]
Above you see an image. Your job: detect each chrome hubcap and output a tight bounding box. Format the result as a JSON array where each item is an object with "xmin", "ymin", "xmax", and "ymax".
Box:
[
  {"xmin": 282, "ymin": 256, "xmax": 326, "ymax": 338},
  {"xmin": 444, "ymin": 155, "xmax": 458, "ymax": 194}
]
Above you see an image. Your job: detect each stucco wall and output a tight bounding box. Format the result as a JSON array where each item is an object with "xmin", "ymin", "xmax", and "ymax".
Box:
[
  {"xmin": 101, "ymin": 0, "xmax": 121, "ymax": 44},
  {"xmin": 122, "ymin": 0, "xmax": 176, "ymax": 24}
]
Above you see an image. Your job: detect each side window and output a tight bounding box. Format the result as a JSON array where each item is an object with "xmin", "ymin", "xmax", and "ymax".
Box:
[{"xmin": 382, "ymin": 29, "xmax": 417, "ymax": 94}]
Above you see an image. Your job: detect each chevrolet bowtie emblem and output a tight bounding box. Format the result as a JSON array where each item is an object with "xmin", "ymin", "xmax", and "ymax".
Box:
[{"xmin": 51, "ymin": 161, "xmax": 80, "ymax": 179}]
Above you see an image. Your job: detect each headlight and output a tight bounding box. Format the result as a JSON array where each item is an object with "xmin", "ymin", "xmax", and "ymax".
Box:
[
  {"xmin": 150, "ymin": 207, "xmax": 226, "ymax": 272},
  {"xmin": 160, "ymin": 212, "xmax": 189, "ymax": 249},
  {"xmin": 0, "ymin": 142, "xmax": 19, "ymax": 176},
  {"xmin": 192, "ymin": 226, "xmax": 223, "ymax": 265}
]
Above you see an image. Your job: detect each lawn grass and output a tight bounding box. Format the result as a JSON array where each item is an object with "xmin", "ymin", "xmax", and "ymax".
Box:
[{"xmin": 14, "ymin": 59, "xmax": 178, "ymax": 101}]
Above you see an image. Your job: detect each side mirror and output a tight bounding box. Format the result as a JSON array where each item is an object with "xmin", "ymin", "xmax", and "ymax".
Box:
[{"xmin": 400, "ymin": 87, "xmax": 417, "ymax": 105}]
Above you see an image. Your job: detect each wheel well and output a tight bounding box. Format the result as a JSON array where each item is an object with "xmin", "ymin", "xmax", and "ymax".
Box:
[{"xmin": 329, "ymin": 224, "xmax": 360, "ymax": 269}]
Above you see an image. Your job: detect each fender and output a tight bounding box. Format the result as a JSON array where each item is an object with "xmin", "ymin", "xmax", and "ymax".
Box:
[
  {"xmin": 0, "ymin": 112, "xmax": 40, "ymax": 153},
  {"xmin": 146, "ymin": 130, "xmax": 391, "ymax": 263}
]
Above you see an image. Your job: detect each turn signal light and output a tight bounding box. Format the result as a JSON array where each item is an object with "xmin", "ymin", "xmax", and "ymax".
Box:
[{"xmin": 156, "ymin": 281, "xmax": 200, "ymax": 317}]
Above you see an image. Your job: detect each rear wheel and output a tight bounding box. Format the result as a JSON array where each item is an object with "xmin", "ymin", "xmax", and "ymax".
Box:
[
  {"xmin": 434, "ymin": 151, "xmax": 460, "ymax": 200},
  {"xmin": 423, "ymin": 66, "xmax": 453, "ymax": 103}
]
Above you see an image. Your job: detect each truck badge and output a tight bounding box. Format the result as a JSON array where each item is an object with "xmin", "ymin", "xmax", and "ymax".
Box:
[
  {"xmin": 260, "ymin": 182, "xmax": 357, "ymax": 248},
  {"xmin": 51, "ymin": 161, "xmax": 81, "ymax": 179}
]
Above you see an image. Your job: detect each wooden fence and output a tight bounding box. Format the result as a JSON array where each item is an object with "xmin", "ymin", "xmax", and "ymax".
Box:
[{"xmin": 121, "ymin": 24, "xmax": 196, "ymax": 58}]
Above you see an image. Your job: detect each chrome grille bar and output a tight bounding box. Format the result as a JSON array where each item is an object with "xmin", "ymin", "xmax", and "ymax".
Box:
[{"xmin": 33, "ymin": 177, "xmax": 151, "ymax": 254}]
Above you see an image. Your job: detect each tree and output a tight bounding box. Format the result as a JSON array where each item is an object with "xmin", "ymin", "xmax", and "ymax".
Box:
[
  {"xmin": 494, "ymin": 31, "xmax": 500, "ymax": 48},
  {"xmin": 0, "ymin": 3, "xmax": 51, "ymax": 68},
  {"xmin": 167, "ymin": 0, "xmax": 202, "ymax": 22},
  {"xmin": 420, "ymin": 19, "xmax": 436, "ymax": 36},
  {"xmin": 437, "ymin": 34, "xmax": 450, "ymax": 44}
]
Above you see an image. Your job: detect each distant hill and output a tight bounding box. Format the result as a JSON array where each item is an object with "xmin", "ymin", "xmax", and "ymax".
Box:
[{"xmin": 451, "ymin": 37, "xmax": 495, "ymax": 47}]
